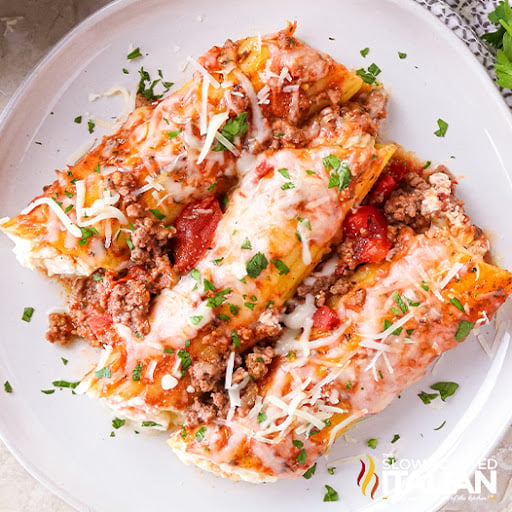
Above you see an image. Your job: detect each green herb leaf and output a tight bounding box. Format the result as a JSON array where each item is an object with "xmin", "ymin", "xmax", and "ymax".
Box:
[
  {"xmin": 41, "ymin": 389, "xmax": 55, "ymax": 394},
  {"xmin": 87, "ymin": 120, "xmax": 95, "ymax": 134},
  {"xmin": 271, "ymin": 259, "xmax": 290, "ymax": 275},
  {"xmin": 94, "ymin": 366, "xmax": 111, "ymax": 379},
  {"xmin": 392, "ymin": 291, "xmax": 408, "ymax": 314},
  {"xmin": 207, "ymin": 181, "xmax": 218, "ymax": 192},
  {"xmin": 257, "ymin": 411, "xmax": 267, "ymax": 424},
  {"xmin": 229, "ymin": 304, "xmax": 240, "ymax": 316},
  {"xmin": 177, "ymin": 349, "xmax": 192, "ymax": 378},
  {"xmin": 206, "ymin": 288, "xmax": 231, "ymax": 308},
  {"xmin": 297, "ymin": 449, "xmax": 307, "ymax": 465},
  {"xmin": 112, "ymin": 418, "xmax": 126, "ymax": 429},
  {"xmin": 367, "ymin": 438, "xmax": 378, "ymax": 449},
  {"xmin": 327, "ymin": 467, "xmax": 336, "ymax": 475},
  {"xmin": 434, "ymin": 420, "xmax": 447, "ymax": 431},
  {"xmin": 302, "ymin": 462, "xmax": 317, "ymax": 479},
  {"xmin": 281, "ymin": 182, "xmax": 295, "ymax": 190},
  {"xmin": 127, "ymin": 47, "xmax": 142, "ymax": 60},
  {"xmin": 164, "ymin": 347, "xmax": 174, "ymax": 354},
  {"xmin": 434, "ymin": 118, "xmax": 449, "ymax": 137},
  {"xmin": 418, "ymin": 391, "xmax": 438, "ymax": 404},
  {"xmin": 278, "ymin": 168, "xmax": 290, "ymax": 179},
  {"xmin": 203, "ymin": 279, "xmax": 216, "ymax": 292},
  {"xmin": 323, "ymin": 485, "xmax": 339, "ymax": 502},
  {"xmin": 232, "ymin": 331, "xmax": 241, "ymax": 348},
  {"xmin": 132, "ymin": 362, "xmax": 143, "ymax": 381},
  {"xmin": 190, "ymin": 315, "xmax": 203, "ymax": 325},
  {"xmin": 74, "ymin": 116, "xmax": 82, "ymax": 124},
  {"xmin": 149, "ymin": 208, "xmax": 165, "ymax": 220},
  {"xmin": 212, "ymin": 112, "xmax": 249, "ymax": 151},
  {"xmin": 78, "ymin": 226, "xmax": 99, "ymax": 246},
  {"xmin": 430, "ymin": 381, "xmax": 459, "ymax": 401},
  {"xmin": 167, "ymin": 130, "xmax": 181, "ymax": 139},
  {"xmin": 241, "ymin": 238, "xmax": 252, "ymax": 250},
  {"xmin": 360, "ymin": 47, "xmax": 370, "ymax": 57},
  {"xmin": 246, "ymin": 252, "xmax": 268, "ymax": 278},
  {"xmin": 22, "ymin": 307, "xmax": 34, "ymax": 322},
  {"xmin": 455, "ymin": 320, "xmax": 475, "ymax": 342},
  {"xmin": 181, "ymin": 426, "xmax": 187, "ymax": 439},
  {"xmin": 356, "ymin": 62, "xmax": 381, "ymax": 84},
  {"xmin": 136, "ymin": 67, "xmax": 174, "ymax": 101},
  {"xmin": 292, "ymin": 439, "xmax": 304, "ymax": 448},
  {"xmin": 4, "ymin": 381, "xmax": 12, "ymax": 393},
  {"xmin": 398, "ymin": 51, "xmax": 407, "ymax": 59},
  {"xmin": 450, "ymin": 297, "xmax": 465, "ymax": 312},
  {"xmin": 52, "ymin": 380, "xmax": 80, "ymax": 389},
  {"xmin": 195, "ymin": 426, "xmax": 207, "ymax": 442},
  {"xmin": 391, "ymin": 434, "xmax": 400, "ymax": 444},
  {"xmin": 141, "ymin": 421, "xmax": 162, "ymax": 427}
]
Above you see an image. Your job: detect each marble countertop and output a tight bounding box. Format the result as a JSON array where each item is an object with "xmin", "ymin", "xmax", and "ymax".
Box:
[{"xmin": 1, "ymin": 1, "xmax": 512, "ymax": 511}]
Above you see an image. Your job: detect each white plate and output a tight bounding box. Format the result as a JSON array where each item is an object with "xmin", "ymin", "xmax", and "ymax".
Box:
[{"xmin": 1, "ymin": 0, "xmax": 512, "ymax": 510}]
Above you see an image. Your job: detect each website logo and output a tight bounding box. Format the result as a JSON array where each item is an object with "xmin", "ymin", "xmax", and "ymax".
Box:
[{"xmin": 357, "ymin": 454, "xmax": 379, "ymax": 499}]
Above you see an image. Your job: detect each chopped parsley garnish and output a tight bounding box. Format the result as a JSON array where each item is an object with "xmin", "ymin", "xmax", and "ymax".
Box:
[
  {"xmin": 94, "ymin": 366, "xmax": 111, "ymax": 379},
  {"xmin": 213, "ymin": 257, "xmax": 224, "ymax": 265},
  {"xmin": 22, "ymin": 307, "xmax": 34, "ymax": 322},
  {"xmin": 132, "ymin": 362, "xmax": 143, "ymax": 381},
  {"xmin": 195, "ymin": 426, "xmax": 207, "ymax": 442},
  {"xmin": 122, "ymin": 68, "xmax": 129, "ymax": 74},
  {"xmin": 78, "ymin": 226, "xmax": 99, "ymax": 246},
  {"xmin": 163, "ymin": 347, "xmax": 175, "ymax": 354},
  {"xmin": 141, "ymin": 421, "xmax": 161, "ymax": 427},
  {"xmin": 203, "ymin": 279, "xmax": 216, "ymax": 292},
  {"xmin": 74, "ymin": 116, "xmax": 82, "ymax": 124},
  {"xmin": 278, "ymin": 168, "xmax": 290, "ymax": 179},
  {"xmin": 184, "ymin": 339, "xmax": 191, "ymax": 348},
  {"xmin": 455, "ymin": 320, "xmax": 475, "ymax": 342},
  {"xmin": 257, "ymin": 411, "xmax": 267, "ymax": 424},
  {"xmin": 405, "ymin": 297, "xmax": 420, "ymax": 307},
  {"xmin": 64, "ymin": 190, "xmax": 73, "ymax": 199},
  {"xmin": 434, "ymin": 118, "xmax": 449, "ymax": 137},
  {"xmin": 356, "ymin": 62, "xmax": 381, "ymax": 84},
  {"xmin": 327, "ymin": 467, "xmax": 336, "ymax": 475},
  {"xmin": 305, "ymin": 170, "xmax": 316, "ymax": 176},
  {"xmin": 392, "ymin": 291, "xmax": 408, "ymax": 314},
  {"xmin": 423, "ymin": 161, "xmax": 431, "ymax": 169},
  {"xmin": 398, "ymin": 51, "xmax": 407, "ymax": 59},
  {"xmin": 149, "ymin": 208, "xmax": 165, "ymax": 220},
  {"xmin": 177, "ymin": 350, "xmax": 192, "ymax": 378},
  {"xmin": 87, "ymin": 120, "xmax": 95, "ymax": 134},
  {"xmin": 483, "ymin": 2, "xmax": 512, "ymax": 88},
  {"xmin": 4, "ymin": 381, "xmax": 12, "ymax": 393},
  {"xmin": 246, "ymin": 252, "xmax": 268, "ymax": 278},
  {"xmin": 391, "ymin": 434, "xmax": 400, "ymax": 444},
  {"xmin": 297, "ymin": 217, "xmax": 311, "ymax": 230},
  {"xmin": 430, "ymin": 381, "xmax": 459, "ymax": 401},
  {"xmin": 434, "ymin": 420, "xmax": 447, "ymax": 431},
  {"xmin": 41, "ymin": 389, "xmax": 55, "ymax": 394},
  {"xmin": 346, "ymin": 381, "xmax": 352, "ymax": 390},
  {"xmin": 383, "ymin": 318, "xmax": 402, "ymax": 336},
  {"xmin": 418, "ymin": 391, "xmax": 438, "ymax": 404},
  {"xmin": 241, "ymin": 238, "xmax": 252, "ymax": 250},
  {"xmin": 52, "ymin": 380, "xmax": 80, "ymax": 389},
  {"xmin": 450, "ymin": 297, "xmax": 465, "ymax": 312},
  {"xmin": 323, "ymin": 485, "xmax": 339, "ymax": 502},
  {"xmin": 126, "ymin": 236, "xmax": 135, "ymax": 250},
  {"xmin": 271, "ymin": 259, "xmax": 290, "ymax": 275},
  {"xmin": 190, "ymin": 315, "xmax": 203, "ymax": 325},
  {"xmin": 323, "ymin": 154, "xmax": 352, "ymax": 192},
  {"xmin": 297, "ymin": 449, "xmax": 307, "ymax": 465},
  {"xmin": 94, "ymin": 162, "xmax": 100, "ymax": 173},
  {"xmin": 387, "ymin": 457, "xmax": 396, "ymax": 465},
  {"xmin": 367, "ymin": 438, "xmax": 378, "ymax": 449},
  {"xmin": 92, "ymin": 274, "xmax": 103, "ymax": 282},
  {"xmin": 213, "ymin": 112, "xmax": 249, "ymax": 151},
  {"xmin": 167, "ymin": 130, "xmax": 181, "ymax": 139},
  {"xmin": 136, "ymin": 67, "xmax": 174, "ymax": 101},
  {"xmin": 292, "ymin": 439, "xmax": 304, "ymax": 448},
  {"xmin": 61, "ymin": 358, "xmax": 68, "ymax": 365},
  {"xmin": 360, "ymin": 47, "xmax": 370, "ymax": 57},
  {"xmin": 206, "ymin": 288, "xmax": 231, "ymax": 308},
  {"xmin": 112, "ymin": 418, "xmax": 126, "ymax": 429},
  {"xmin": 232, "ymin": 331, "xmax": 241, "ymax": 348},
  {"xmin": 302, "ymin": 462, "xmax": 317, "ymax": 479},
  {"xmin": 218, "ymin": 314, "xmax": 230, "ymax": 321},
  {"xmin": 207, "ymin": 181, "xmax": 218, "ymax": 192},
  {"xmin": 420, "ymin": 281, "xmax": 429, "ymax": 291},
  {"xmin": 391, "ymin": 306, "xmax": 401, "ymax": 316},
  {"xmin": 229, "ymin": 304, "xmax": 240, "ymax": 316},
  {"xmin": 127, "ymin": 47, "xmax": 142, "ymax": 59},
  {"xmin": 181, "ymin": 426, "xmax": 187, "ymax": 439},
  {"xmin": 281, "ymin": 182, "xmax": 295, "ymax": 190},
  {"xmin": 191, "ymin": 269, "xmax": 201, "ymax": 281},
  {"xmin": 64, "ymin": 204, "xmax": 73, "ymax": 213},
  {"xmin": 244, "ymin": 302, "xmax": 256, "ymax": 310}
]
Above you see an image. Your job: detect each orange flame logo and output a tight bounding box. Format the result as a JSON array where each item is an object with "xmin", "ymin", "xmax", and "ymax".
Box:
[{"xmin": 357, "ymin": 454, "xmax": 379, "ymax": 499}]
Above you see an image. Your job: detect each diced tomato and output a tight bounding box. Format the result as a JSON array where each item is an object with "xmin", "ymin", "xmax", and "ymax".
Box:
[
  {"xmin": 173, "ymin": 196, "xmax": 223, "ymax": 273},
  {"xmin": 368, "ymin": 174, "xmax": 396, "ymax": 205},
  {"xmin": 312, "ymin": 306, "xmax": 340, "ymax": 332},
  {"xmin": 344, "ymin": 205, "xmax": 391, "ymax": 264},
  {"xmin": 87, "ymin": 313, "xmax": 113, "ymax": 335}
]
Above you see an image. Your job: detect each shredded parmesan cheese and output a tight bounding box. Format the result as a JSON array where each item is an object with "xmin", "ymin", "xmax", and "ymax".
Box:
[{"xmin": 196, "ymin": 112, "xmax": 229, "ymax": 165}]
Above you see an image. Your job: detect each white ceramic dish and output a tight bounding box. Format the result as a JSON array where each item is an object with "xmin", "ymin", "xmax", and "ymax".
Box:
[{"xmin": 1, "ymin": 0, "xmax": 512, "ymax": 510}]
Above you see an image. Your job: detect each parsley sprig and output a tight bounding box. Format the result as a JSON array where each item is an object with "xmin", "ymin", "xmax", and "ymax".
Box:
[{"xmin": 483, "ymin": 1, "xmax": 512, "ymax": 88}]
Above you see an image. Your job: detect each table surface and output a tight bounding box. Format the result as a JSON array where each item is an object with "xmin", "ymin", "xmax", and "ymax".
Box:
[{"xmin": 1, "ymin": 1, "xmax": 512, "ymax": 511}]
